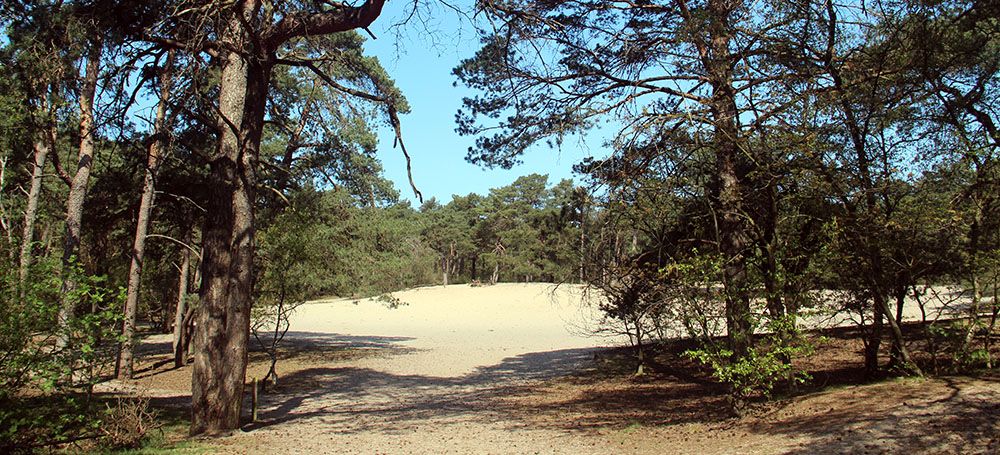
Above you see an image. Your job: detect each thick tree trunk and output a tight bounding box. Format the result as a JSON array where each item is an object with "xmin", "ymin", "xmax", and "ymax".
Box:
[
  {"xmin": 173, "ymin": 227, "xmax": 192, "ymax": 368},
  {"xmin": 120, "ymin": 52, "xmax": 173, "ymax": 380},
  {"xmin": 189, "ymin": 0, "xmax": 387, "ymax": 436},
  {"xmin": 191, "ymin": 8, "xmax": 269, "ymax": 432},
  {"xmin": 192, "ymin": 61, "xmax": 253, "ymax": 437},
  {"xmin": 19, "ymin": 131, "xmax": 49, "ymax": 285},
  {"xmin": 705, "ymin": 0, "xmax": 752, "ymax": 357},
  {"xmin": 57, "ymin": 39, "xmax": 102, "ymax": 347}
]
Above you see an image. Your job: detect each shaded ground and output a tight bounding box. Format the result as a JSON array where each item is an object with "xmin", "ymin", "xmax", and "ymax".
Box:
[{"xmin": 111, "ymin": 283, "xmax": 1000, "ymax": 454}]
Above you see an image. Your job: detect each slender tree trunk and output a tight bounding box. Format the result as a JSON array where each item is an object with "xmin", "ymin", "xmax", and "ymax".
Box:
[
  {"xmin": 19, "ymin": 130, "xmax": 49, "ymax": 285},
  {"xmin": 963, "ymin": 209, "xmax": 983, "ymax": 354},
  {"xmin": 888, "ymin": 282, "xmax": 917, "ymax": 371},
  {"xmin": 762, "ymin": 182, "xmax": 784, "ymax": 321},
  {"xmin": 864, "ymin": 296, "xmax": 885, "ymax": 377},
  {"xmin": 986, "ymin": 284, "xmax": 998, "ymax": 369},
  {"xmin": 822, "ymin": 0, "xmax": 915, "ymax": 377},
  {"xmin": 173, "ymin": 227, "xmax": 192, "ymax": 368},
  {"xmin": 58, "ymin": 39, "xmax": 102, "ymax": 348},
  {"xmin": 120, "ymin": 52, "xmax": 173, "ymax": 380},
  {"xmin": 880, "ymin": 295, "xmax": 919, "ymax": 374}
]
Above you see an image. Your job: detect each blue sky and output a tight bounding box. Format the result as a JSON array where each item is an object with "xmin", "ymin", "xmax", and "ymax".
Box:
[{"xmin": 363, "ymin": 2, "xmax": 605, "ymax": 204}]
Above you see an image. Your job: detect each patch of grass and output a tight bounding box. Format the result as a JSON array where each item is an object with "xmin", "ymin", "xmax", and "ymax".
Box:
[{"xmin": 622, "ymin": 421, "xmax": 644, "ymax": 433}]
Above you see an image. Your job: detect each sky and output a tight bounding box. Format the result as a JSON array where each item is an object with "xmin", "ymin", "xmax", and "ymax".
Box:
[{"xmin": 361, "ymin": 2, "xmax": 605, "ymax": 204}]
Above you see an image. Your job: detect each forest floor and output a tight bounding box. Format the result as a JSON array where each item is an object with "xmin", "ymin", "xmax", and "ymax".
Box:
[{"xmin": 111, "ymin": 283, "xmax": 1000, "ymax": 454}]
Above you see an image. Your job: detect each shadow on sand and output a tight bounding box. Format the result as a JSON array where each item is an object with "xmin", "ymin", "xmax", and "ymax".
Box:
[
  {"xmin": 746, "ymin": 374, "xmax": 1000, "ymax": 454},
  {"xmin": 241, "ymin": 334, "xmax": 731, "ymax": 434}
]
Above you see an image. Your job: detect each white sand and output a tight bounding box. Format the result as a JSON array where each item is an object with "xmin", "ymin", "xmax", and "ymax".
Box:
[
  {"xmin": 224, "ymin": 283, "xmax": 621, "ymax": 454},
  {"xmin": 216, "ymin": 282, "xmax": 970, "ymax": 454},
  {"xmin": 288, "ymin": 283, "xmax": 618, "ymax": 377}
]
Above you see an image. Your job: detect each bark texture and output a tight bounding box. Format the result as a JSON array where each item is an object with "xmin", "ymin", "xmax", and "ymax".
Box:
[
  {"xmin": 191, "ymin": 4, "xmax": 258, "ymax": 433},
  {"xmin": 58, "ymin": 39, "xmax": 102, "ymax": 346},
  {"xmin": 704, "ymin": 0, "xmax": 753, "ymax": 356},
  {"xmin": 172, "ymin": 225, "xmax": 194, "ymax": 368},
  {"xmin": 19, "ymin": 130, "xmax": 49, "ymax": 285},
  {"xmin": 188, "ymin": 0, "xmax": 387, "ymax": 435}
]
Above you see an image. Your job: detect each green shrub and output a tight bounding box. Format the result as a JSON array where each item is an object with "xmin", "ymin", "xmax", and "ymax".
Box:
[
  {"xmin": 685, "ymin": 316, "xmax": 813, "ymax": 415},
  {"xmin": 0, "ymin": 260, "xmax": 124, "ymax": 451}
]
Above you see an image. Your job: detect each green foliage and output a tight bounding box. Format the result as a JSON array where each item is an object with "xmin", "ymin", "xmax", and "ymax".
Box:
[
  {"xmin": 374, "ymin": 293, "xmax": 406, "ymax": 310},
  {"xmin": 685, "ymin": 316, "xmax": 814, "ymax": 414},
  {"xmin": 0, "ymin": 394, "xmax": 99, "ymax": 453},
  {"xmin": 924, "ymin": 319, "xmax": 994, "ymax": 373},
  {"xmin": 253, "ymin": 176, "xmax": 590, "ymax": 301},
  {"xmin": 0, "ymin": 259, "xmax": 124, "ymax": 452}
]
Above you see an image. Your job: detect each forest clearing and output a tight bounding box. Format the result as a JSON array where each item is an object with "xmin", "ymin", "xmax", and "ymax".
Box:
[
  {"xmin": 100, "ymin": 283, "xmax": 999, "ymax": 454},
  {"xmin": 3, "ymin": 0, "xmax": 1000, "ymax": 452}
]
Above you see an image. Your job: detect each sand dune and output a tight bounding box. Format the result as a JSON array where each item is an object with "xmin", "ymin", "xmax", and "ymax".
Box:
[{"xmin": 287, "ymin": 283, "xmax": 620, "ymax": 377}]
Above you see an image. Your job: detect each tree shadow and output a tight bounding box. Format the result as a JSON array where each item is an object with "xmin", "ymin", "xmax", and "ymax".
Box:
[
  {"xmin": 130, "ymin": 331, "xmax": 416, "ymax": 380},
  {"xmin": 249, "ymin": 331, "xmax": 419, "ymax": 364},
  {"xmin": 242, "ymin": 341, "xmax": 731, "ymax": 434},
  {"xmin": 746, "ymin": 375, "xmax": 1000, "ymax": 454}
]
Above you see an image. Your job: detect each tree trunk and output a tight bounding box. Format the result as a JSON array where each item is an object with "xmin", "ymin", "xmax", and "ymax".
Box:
[
  {"xmin": 963, "ymin": 209, "xmax": 983, "ymax": 355},
  {"xmin": 173, "ymin": 227, "xmax": 192, "ymax": 368},
  {"xmin": 705, "ymin": 0, "xmax": 752, "ymax": 357},
  {"xmin": 18, "ymin": 129, "xmax": 49, "ymax": 286},
  {"xmin": 579, "ymin": 228, "xmax": 586, "ymax": 283},
  {"xmin": 822, "ymin": 0, "xmax": 915, "ymax": 377},
  {"xmin": 188, "ymin": 0, "xmax": 388, "ymax": 435},
  {"xmin": 881, "ymin": 294, "xmax": 920, "ymax": 375},
  {"xmin": 191, "ymin": 8, "xmax": 269, "ymax": 433},
  {"xmin": 762, "ymin": 182, "xmax": 784, "ymax": 322},
  {"xmin": 864, "ymin": 296, "xmax": 885, "ymax": 377},
  {"xmin": 120, "ymin": 52, "xmax": 173, "ymax": 380},
  {"xmin": 888, "ymin": 285, "xmax": 913, "ymax": 371},
  {"xmin": 57, "ymin": 39, "xmax": 102, "ymax": 347}
]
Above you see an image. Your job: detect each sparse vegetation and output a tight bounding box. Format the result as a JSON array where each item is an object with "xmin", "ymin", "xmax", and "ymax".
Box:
[{"xmin": 0, "ymin": 0, "xmax": 997, "ymax": 452}]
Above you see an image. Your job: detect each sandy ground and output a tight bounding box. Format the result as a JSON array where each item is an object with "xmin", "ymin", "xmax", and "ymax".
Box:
[
  {"xmin": 282, "ymin": 283, "xmax": 618, "ymax": 377},
  {"xmin": 113, "ymin": 283, "xmax": 999, "ymax": 454},
  {"xmin": 221, "ymin": 283, "xmax": 622, "ymax": 454}
]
